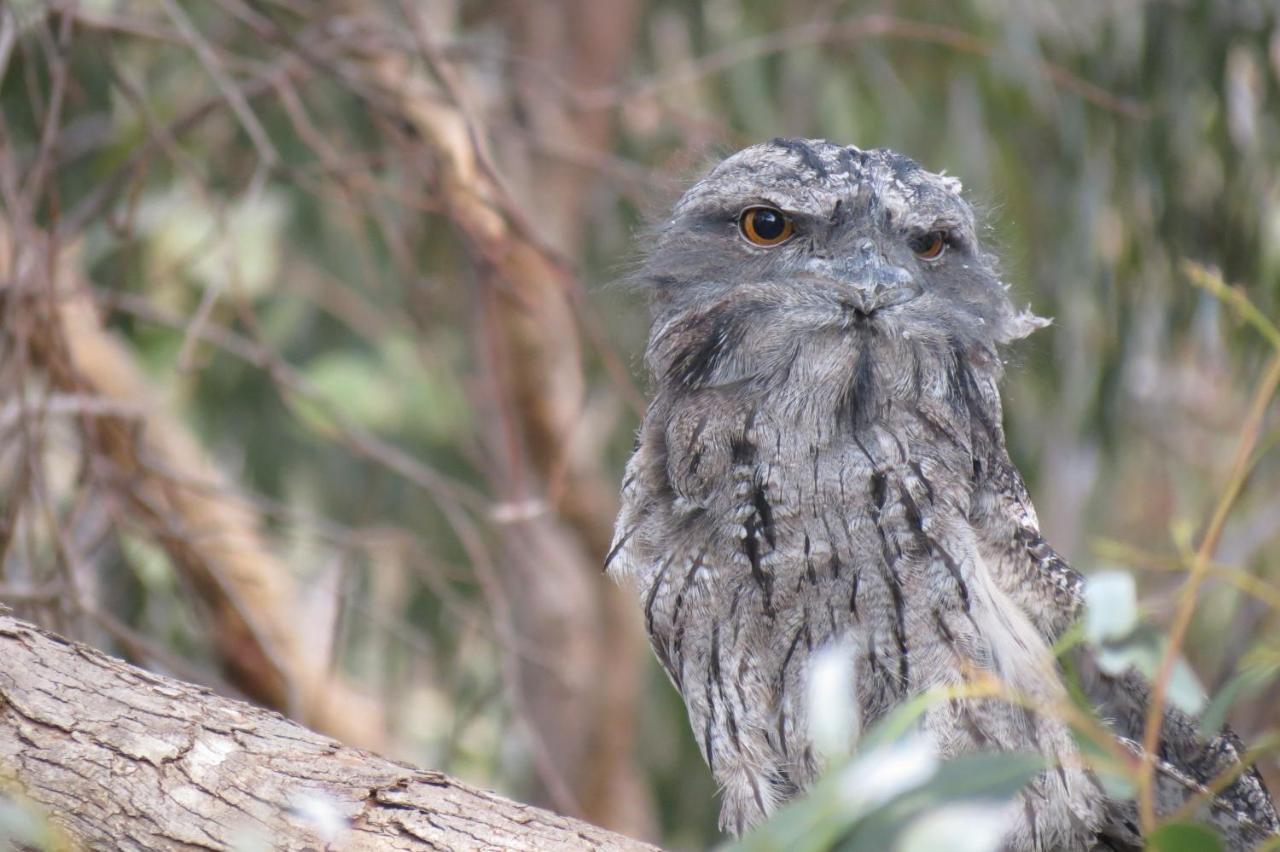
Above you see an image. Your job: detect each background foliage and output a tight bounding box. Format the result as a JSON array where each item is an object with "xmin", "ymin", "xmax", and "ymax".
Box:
[{"xmin": 2, "ymin": 0, "xmax": 1279, "ymax": 849}]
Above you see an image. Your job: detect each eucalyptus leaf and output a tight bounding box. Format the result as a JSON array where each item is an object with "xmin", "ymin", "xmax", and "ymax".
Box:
[
  {"xmin": 0, "ymin": 797, "xmax": 55, "ymax": 851},
  {"xmin": 1146, "ymin": 821, "xmax": 1225, "ymax": 852},
  {"xmin": 839, "ymin": 752, "xmax": 1041, "ymax": 851},
  {"xmin": 1093, "ymin": 632, "xmax": 1207, "ymax": 715},
  {"xmin": 730, "ymin": 735, "xmax": 940, "ymax": 852},
  {"xmin": 1084, "ymin": 570, "xmax": 1138, "ymax": 643},
  {"xmin": 1199, "ymin": 670, "xmax": 1262, "ymax": 736},
  {"xmin": 303, "ymin": 353, "xmax": 402, "ymax": 432},
  {"xmin": 894, "ymin": 802, "xmax": 1010, "ymax": 852},
  {"xmin": 808, "ymin": 640, "xmax": 860, "ymax": 762}
]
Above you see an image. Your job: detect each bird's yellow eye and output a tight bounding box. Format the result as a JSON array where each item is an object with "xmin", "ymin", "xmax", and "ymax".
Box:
[
  {"xmin": 911, "ymin": 230, "xmax": 948, "ymax": 260},
  {"xmin": 739, "ymin": 206, "xmax": 794, "ymax": 247}
]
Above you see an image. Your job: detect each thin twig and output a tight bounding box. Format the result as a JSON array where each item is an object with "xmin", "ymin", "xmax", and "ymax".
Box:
[
  {"xmin": 574, "ymin": 14, "xmax": 1150, "ymax": 120},
  {"xmin": 1137, "ymin": 280, "xmax": 1280, "ymax": 830},
  {"xmin": 160, "ymin": 0, "xmax": 280, "ymax": 170},
  {"xmin": 1093, "ymin": 538, "xmax": 1280, "ymax": 612}
]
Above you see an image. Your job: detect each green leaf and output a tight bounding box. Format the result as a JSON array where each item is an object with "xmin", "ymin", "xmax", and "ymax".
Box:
[
  {"xmin": 302, "ymin": 352, "xmax": 401, "ymax": 432},
  {"xmin": 1052, "ymin": 619, "xmax": 1087, "ymax": 658},
  {"xmin": 1201, "ymin": 650, "xmax": 1280, "ymax": 735},
  {"xmin": 0, "ymin": 795, "xmax": 56, "ymax": 851},
  {"xmin": 1092, "ymin": 630, "xmax": 1207, "ymax": 715},
  {"xmin": 378, "ymin": 335, "xmax": 469, "ymax": 441},
  {"xmin": 729, "ymin": 736, "xmax": 939, "ymax": 852},
  {"xmin": 1199, "ymin": 670, "xmax": 1260, "ymax": 736},
  {"xmin": 907, "ymin": 751, "xmax": 1045, "ymax": 802},
  {"xmin": 1094, "ymin": 767, "xmax": 1136, "ymax": 801},
  {"xmin": 893, "ymin": 802, "xmax": 1009, "ymax": 852},
  {"xmin": 1084, "ymin": 570, "xmax": 1138, "ymax": 643},
  {"xmin": 1146, "ymin": 822, "xmax": 1225, "ymax": 852},
  {"xmin": 840, "ymin": 752, "xmax": 1042, "ymax": 851},
  {"xmin": 119, "ymin": 533, "xmax": 176, "ymax": 593},
  {"xmin": 732, "ymin": 742, "xmax": 1043, "ymax": 852}
]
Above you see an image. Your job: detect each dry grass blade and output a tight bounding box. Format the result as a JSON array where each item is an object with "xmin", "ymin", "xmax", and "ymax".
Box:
[{"xmin": 1137, "ymin": 265, "xmax": 1280, "ymax": 832}]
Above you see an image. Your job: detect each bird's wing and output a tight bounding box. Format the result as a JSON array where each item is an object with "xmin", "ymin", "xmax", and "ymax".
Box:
[
  {"xmin": 969, "ymin": 444, "xmax": 1084, "ymax": 641},
  {"xmin": 970, "ymin": 447, "xmax": 1278, "ymax": 848},
  {"xmin": 1077, "ymin": 651, "xmax": 1280, "ymax": 850}
]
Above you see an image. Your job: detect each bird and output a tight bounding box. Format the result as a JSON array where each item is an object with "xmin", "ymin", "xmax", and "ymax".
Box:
[{"xmin": 606, "ymin": 138, "xmax": 1278, "ymax": 850}]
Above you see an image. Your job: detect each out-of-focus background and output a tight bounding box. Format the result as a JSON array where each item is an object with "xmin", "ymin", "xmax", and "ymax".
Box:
[{"xmin": 1, "ymin": 0, "xmax": 1278, "ymax": 848}]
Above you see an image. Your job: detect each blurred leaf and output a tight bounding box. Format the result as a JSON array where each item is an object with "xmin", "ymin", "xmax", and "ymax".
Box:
[
  {"xmin": 1199, "ymin": 667, "xmax": 1268, "ymax": 736},
  {"xmin": 896, "ymin": 751, "xmax": 1045, "ymax": 804},
  {"xmin": 892, "ymin": 802, "xmax": 1009, "ymax": 852},
  {"xmin": 119, "ymin": 533, "xmax": 176, "ymax": 593},
  {"xmin": 1146, "ymin": 822, "xmax": 1225, "ymax": 852},
  {"xmin": 1094, "ymin": 768, "xmax": 1136, "ymax": 801},
  {"xmin": 808, "ymin": 639, "xmax": 859, "ymax": 762},
  {"xmin": 840, "ymin": 752, "xmax": 1043, "ymax": 852},
  {"xmin": 301, "ymin": 352, "xmax": 401, "ymax": 433},
  {"xmin": 137, "ymin": 185, "xmax": 287, "ymax": 303},
  {"xmin": 0, "ymin": 795, "xmax": 57, "ymax": 852},
  {"xmin": 1084, "ymin": 570, "xmax": 1138, "ymax": 643},
  {"xmin": 1094, "ymin": 630, "xmax": 1207, "ymax": 716},
  {"xmin": 730, "ymin": 735, "xmax": 940, "ymax": 852},
  {"xmin": 733, "ymin": 712, "xmax": 1042, "ymax": 852},
  {"xmin": 378, "ymin": 336, "xmax": 470, "ymax": 442},
  {"xmin": 1052, "ymin": 619, "xmax": 1087, "ymax": 657}
]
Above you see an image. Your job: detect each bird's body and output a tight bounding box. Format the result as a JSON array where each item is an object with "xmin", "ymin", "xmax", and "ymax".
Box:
[{"xmin": 607, "ymin": 139, "xmax": 1278, "ymax": 849}]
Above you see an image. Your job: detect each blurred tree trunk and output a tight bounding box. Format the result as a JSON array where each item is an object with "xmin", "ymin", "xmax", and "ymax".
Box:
[
  {"xmin": 0, "ymin": 227, "xmax": 385, "ymax": 752},
  {"xmin": 495, "ymin": 0, "xmax": 652, "ymax": 835},
  {"xmin": 0, "ymin": 611, "xmax": 657, "ymax": 852},
  {"xmin": 358, "ymin": 1, "xmax": 654, "ymax": 836}
]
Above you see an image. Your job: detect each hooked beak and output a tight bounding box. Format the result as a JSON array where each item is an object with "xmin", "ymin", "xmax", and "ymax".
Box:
[
  {"xmin": 806, "ymin": 249, "xmax": 921, "ymax": 318},
  {"xmin": 841, "ymin": 281, "xmax": 920, "ymax": 318}
]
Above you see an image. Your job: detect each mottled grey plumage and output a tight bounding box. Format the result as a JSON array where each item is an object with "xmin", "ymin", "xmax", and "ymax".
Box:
[{"xmin": 607, "ymin": 139, "xmax": 1278, "ymax": 850}]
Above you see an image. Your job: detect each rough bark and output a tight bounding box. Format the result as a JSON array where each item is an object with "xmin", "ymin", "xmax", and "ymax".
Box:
[{"xmin": 0, "ymin": 611, "xmax": 659, "ymax": 852}]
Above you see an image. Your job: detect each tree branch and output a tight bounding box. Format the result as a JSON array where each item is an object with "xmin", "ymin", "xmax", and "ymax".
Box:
[{"xmin": 0, "ymin": 610, "xmax": 658, "ymax": 852}]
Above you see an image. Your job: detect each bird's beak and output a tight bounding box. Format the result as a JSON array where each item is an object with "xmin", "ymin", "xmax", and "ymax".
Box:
[
  {"xmin": 807, "ymin": 251, "xmax": 920, "ymax": 317},
  {"xmin": 842, "ymin": 281, "xmax": 920, "ymax": 316}
]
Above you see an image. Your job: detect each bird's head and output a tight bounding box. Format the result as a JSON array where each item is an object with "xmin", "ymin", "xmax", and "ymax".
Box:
[{"xmin": 639, "ymin": 138, "xmax": 1047, "ymax": 399}]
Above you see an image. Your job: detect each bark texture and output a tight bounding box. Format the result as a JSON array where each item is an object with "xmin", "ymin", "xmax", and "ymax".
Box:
[{"xmin": 0, "ymin": 612, "xmax": 658, "ymax": 852}]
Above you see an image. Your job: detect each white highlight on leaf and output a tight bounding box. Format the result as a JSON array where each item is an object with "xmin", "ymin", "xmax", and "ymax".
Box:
[
  {"xmin": 1086, "ymin": 568, "xmax": 1207, "ymax": 715},
  {"xmin": 896, "ymin": 801, "xmax": 1010, "ymax": 852},
  {"xmin": 292, "ymin": 792, "xmax": 348, "ymax": 843},
  {"xmin": 807, "ymin": 639, "xmax": 859, "ymax": 762},
  {"xmin": 229, "ymin": 824, "xmax": 272, "ymax": 852},
  {"xmin": 837, "ymin": 734, "xmax": 939, "ymax": 810},
  {"xmin": 1095, "ymin": 642, "xmax": 1207, "ymax": 715},
  {"xmin": 1164, "ymin": 656, "xmax": 1208, "ymax": 715},
  {"xmin": 1084, "ymin": 570, "xmax": 1138, "ymax": 643}
]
